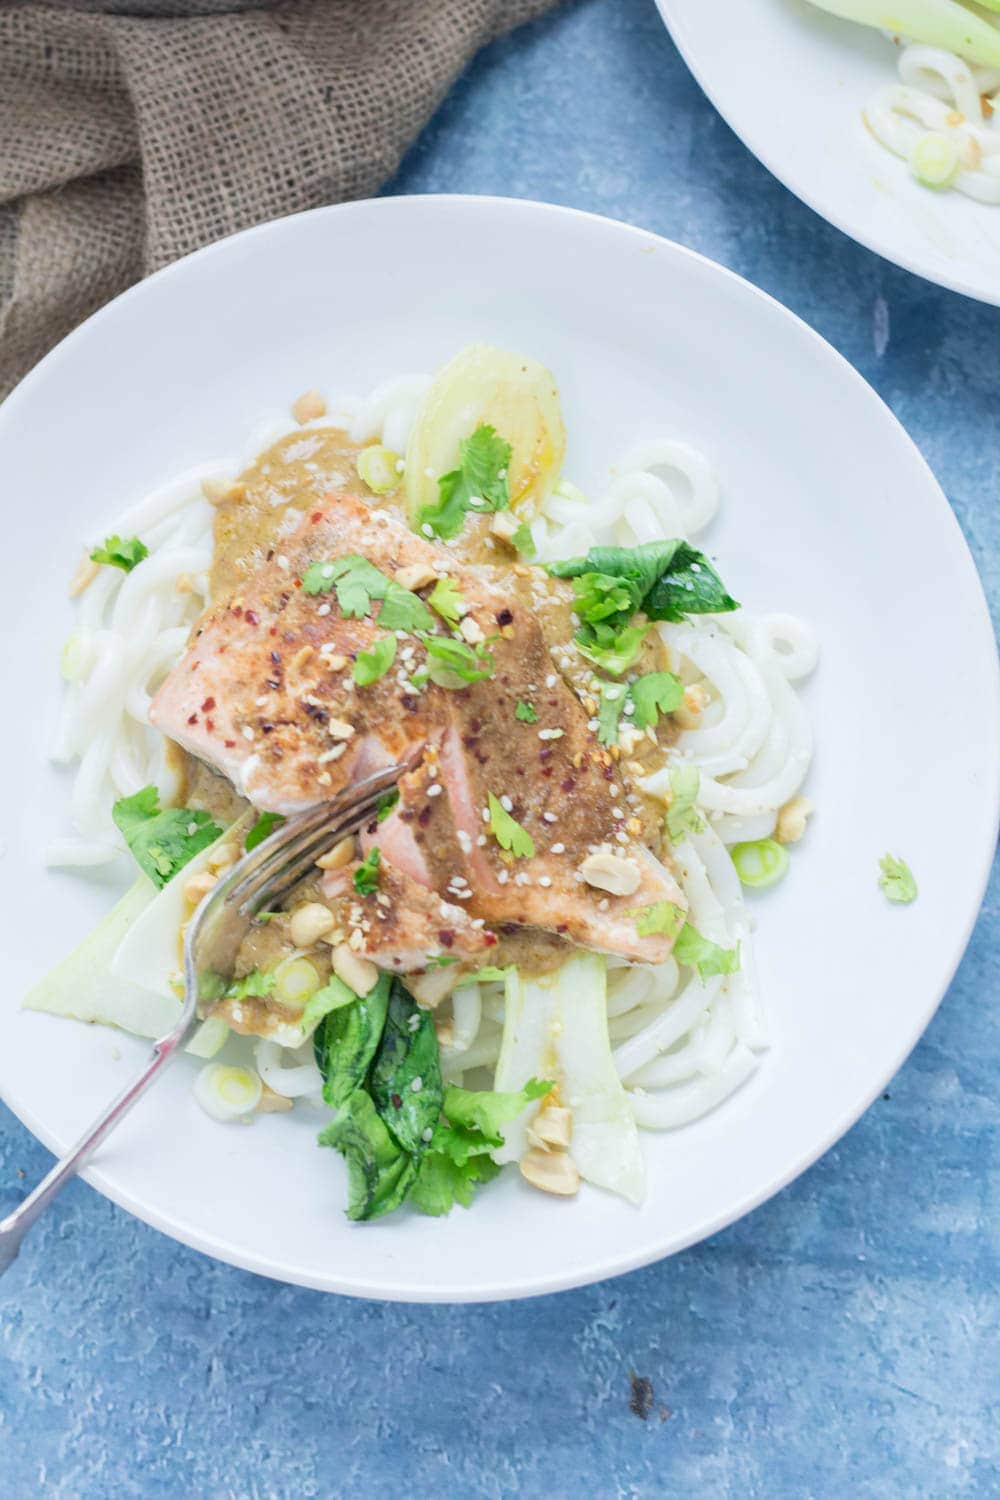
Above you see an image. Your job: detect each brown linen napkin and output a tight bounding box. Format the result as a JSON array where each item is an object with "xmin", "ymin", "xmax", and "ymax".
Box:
[{"xmin": 0, "ymin": 0, "xmax": 561, "ymax": 399}]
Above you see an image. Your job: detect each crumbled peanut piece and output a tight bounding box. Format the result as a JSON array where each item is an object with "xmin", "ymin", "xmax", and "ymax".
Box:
[
  {"xmin": 408, "ymin": 967, "xmax": 460, "ymax": 1008},
  {"xmin": 183, "ymin": 870, "xmax": 217, "ymax": 906},
  {"xmin": 489, "ymin": 510, "xmax": 520, "ymax": 542},
  {"xmin": 289, "ymin": 902, "xmax": 336, "ymax": 948},
  {"xmin": 315, "ymin": 835, "xmax": 356, "ymax": 871},
  {"xmin": 459, "ymin": 616, "xmax": 485, "ymax": 645},
  {"xmin": 256, "ymin": 1084, "xmax": 294, "ymax": 1114},
  {"xmin": 673, "ymin": 681, "xmax": 710, "ymax": 730},
  {"xmin": 326, "ymin": 718, "xmax": 355, "ymax": 741},
  {"xmin": 290, "ymin": 644, "xmax": 314, "ymax": 672},
  {"xmin": 579, "ymin": 850, "xmax": 641, "ymax": 897},
  {"xmin": 291, "ymin": 389, "xmax": 326, "ymax": 424},
  {"xmin": 775, "ymin": 795, "xmax": 814, "ymax": 845},
  {"xmin": 332, "ymin": 943, "xmax": 379, "ymax": 995},
  {"xmin": 395, "ymin": 562, "xmax": 437, "ymax": 591},
  {"xmin": 520, "ymin": 1147, "xmax": 580, "ymax": 1196},
  {"xmin": 528, "ymin": 1104, "xmax": 573, "ymax": 1151},
  {"xmin": 321, "ymin": 653, "xmax": 348, "ymax": 672},
  {"xmin": 201, "ymin": 477, "xmax": 246, "ymax": 506}
]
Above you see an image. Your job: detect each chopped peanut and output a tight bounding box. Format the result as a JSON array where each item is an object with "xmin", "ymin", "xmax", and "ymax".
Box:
[
  {"xmin": 201, "ymin": 477, "xmax": 246, "ymax": 506},
  {"xmin": 332, "ymin": 943, "xmax": 379, "ymax": 995},
  {"xmin": 489, "ymin": 510, "xmax": 519, "ymax": 542},
  {"xmin": 409, "ymin": 967, "xmax": 460, "ymax": 1008},
  {"xmin": 579, "ymin": 850, "xmax": 641, "ymax": 897},
  {"xmin": 528, "ymin": 1104, "xmax": 573, "ymax": 1151},
  {"xmin": 289, "ymin": 901, "xmax": 336, "ymax": 948},
  {"xmin": 395, "ymin": 562, "xmax": 437, "ymax": 592},
  {"xmin": 674, "ymin": 681, "xmax": 710, "ymax": 730},
  {"xmin": 256, "ymin": 1084, "xmax": 294, "ymax": 1114},
  {"xmin": 775, "ymin": 795, "xmax": 814, "ymax": 845},
  {"xmin": 289, "ymin": 644, "xmax": 314, "ymax": 673},
  {"xmin": 326, "ymin": 718, "xmax": 355, "ymax": 742},
  {"xmin": 315, "ymin": 835, "xmax": 356, "ymax": 871},
  {"xmin": 519, "ymin": 1147, "xmax": 580, "ymax": 1196},
  {"xmin": 291, "ymin": 388, "xmax": 326, "ymax": 424},
  {"xmin": 183, "ymin": 870, "xmax": 217, "ymax": 906},
  {"xmin": 459, "ymin": 616, "xmax": 485, "ymax": 645}
]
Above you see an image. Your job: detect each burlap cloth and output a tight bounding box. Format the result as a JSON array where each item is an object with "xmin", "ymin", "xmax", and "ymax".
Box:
[{"xmin": 0, "ymin": 0, "xmax": 561, "ymax": 399}]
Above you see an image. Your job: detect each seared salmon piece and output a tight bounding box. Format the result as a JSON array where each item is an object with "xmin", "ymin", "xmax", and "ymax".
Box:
[
  {"xmin": 151, "ymin": 492, "xmax": 685, "ymax": 962},
  {"xmin": 321, "ymin": 857, "xmax": 496, "ymax": 973}
]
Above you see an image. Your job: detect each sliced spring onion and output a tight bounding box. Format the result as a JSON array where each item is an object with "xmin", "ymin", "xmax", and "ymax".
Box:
[
  {"xmin": 356, "ymin": 444, "xmax": 401, "ymax": 495},
  {"xmin": 273, "ymin": 958, "xmax": 321, "ymax": 1007},
  {"xmin": 731, "ymin": 838, "xmax": 790, "ymax": 890},
  {"xmin": 193, "ymin": 1063, "xmax": 262, "ymax": 1121},
  {"xmin": 60, "ymin": 631, "xmax": 91, "ymax": 683},
  {"xmin": 909, "ymin": 131, "xmax": 960, "ymax": 188},
  {"xmin": 185, "ymin": 1015, "xmax": 230, "ymax": 1059}
]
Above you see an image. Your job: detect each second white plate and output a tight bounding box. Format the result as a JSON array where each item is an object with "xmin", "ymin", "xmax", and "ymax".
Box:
[{"xmin": 658, "ymin": 0, "xmax": 1000, "ymax": 304}]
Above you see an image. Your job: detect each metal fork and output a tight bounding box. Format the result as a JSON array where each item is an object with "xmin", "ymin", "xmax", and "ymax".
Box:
[{"xmin": 0, "ymin": 766, "xmax": 401, "ymax": 1275}]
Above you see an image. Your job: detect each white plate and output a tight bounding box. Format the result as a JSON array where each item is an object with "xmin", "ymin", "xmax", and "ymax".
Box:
[
  {"xmin": 1, "ymin": 196, "xmax": 996, "ymax": 1301},
  {"xmin": 657, "ymin": 0, "xmax": 1000, "ymax": 305}
]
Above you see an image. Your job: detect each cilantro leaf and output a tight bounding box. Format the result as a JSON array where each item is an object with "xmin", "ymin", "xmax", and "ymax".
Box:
[
  {"xmin": 442, "ymin": 1079, "xmax": 552, "ymax": 1145},
  {"xmin": 375, "ymin": 788, "xmax": 400, "ymax": 822},
  {"xmin": 407, "ymin": 1077, "xmax": 550, "ymax": 1215},
  {"xmin": 511, "ymin": 522, "xmax": 536, "ymax": 558},
  {"xmin": 628, "ymin": 902, "xmax": 739, "ymax": 979},
  {"xmin": 353, "ymin": 634, "xmax": 396, "ymax": 686},
  {"xmin": 354, "ymin": 846, "xmax": 381, "ymax": 895},
  {"xmin": 112, "ymin": 786, "xmax": 222, "ymax": 889},
  {"xmin": 878, "ymin": 853, "xmax": 918, "ymax": 904},
  {"xmin": 597, "ymin": 679, "xmax": 629, "ymax": 746},
  {"xmin": 673, "ymin": 924, "xmax": 740, "ymax": 980},
  {"xmin": 629, "ymin": 671, "xmax": 684, "ymax": 729},
  {"xmin": 408, "ymin": 1146, "xmax": 500, "ymax": 1216},
  {"xmin": 577, "ymin": 622, "xmax": 648, "ymax": 676},
  {"xmin": 486, "ymin": 792, "xmax": 535, "ymax": 858},
  {"xmin": 515, "ymin": 700, "xmax": 538, "ymax": 723},
  {"xmin": 665, "ymin": 762, "xmax": 705, "ymax": 843},
  {"xmin": 419, "ymin": 632, "xmax": 494, "ymax": 687},
  {"xmin": 417, "ymin": 424, "xmax": 512, "ymax": 540},
  {"xmin": 245, "ymin": 811, "xmax": 285, "ymax": 852},
  {"xmin": 301, "ymin": 554, "xmax": 433, "ymax": 632},
  {"xmin": 90, "ymin": 534, "xmax": 149, "ymax": 572},
  {"xmin": 428, "ymin": 576, "xmax": 464, "ymax": 626},
  {"xmin": 225, "ymin": 968, "xmax": 276, "ymax": 1002}
]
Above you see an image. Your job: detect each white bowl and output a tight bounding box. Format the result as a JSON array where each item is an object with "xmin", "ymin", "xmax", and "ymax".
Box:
[
  {"xmin": 1, "ymin": 195, "xmax": 996, "ymax": 1300},
  {"xmin": 658, "ymin": 0, "xmax": 1000, "ymax": 304}
]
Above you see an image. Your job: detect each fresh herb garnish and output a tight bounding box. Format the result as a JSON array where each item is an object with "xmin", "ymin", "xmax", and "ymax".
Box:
[
  {"xmin": 353, "ymin": 635, "xmax": 396, "ymax": 686},
  {"xmin": 301, "ymin": 554, "xmax": 434, "ymax": 633},
  {"xmin": 597, "ymin": 680, "xmax": 629, "ymax": 747},
  {"xmin": 112, "ymin": 786, "xmax": 222, "ymax": 889},
  {"xmin": 486, "ymin": 793, "xmax": 535, "ymax": 858},
  {"xmin": 515, "ymin": 699, "xmax": 538, "ymax": 723},
  {"xmin": 419, "ymin": 632, "xmax": 494, "ymax": 687},
  {"xmin": 878, "ymin": 853, "xmax": 918, "ymax": 904},
  {"xmin": 548, "ymin": 540, "xmax": 738, "ymax": 675},
  {"xmin": 245, "ymin": 811, "xmax": 285, "ymax": 852},
  {"xmin": 408, "ymin": 1079, "xmax": 552, "ymax": 1216},
  {"xmin": 665, "ymin": 762, "xmax": 705, "ymax": 843},
  {"xmin": 426, "ymin": 954, "xmax": 459, "ymax": 969},
  {"xmin": 354, "ymin": 846, "xmax": 382, "ymax": 895},
  {"xmin": 375, "ymin": 788, "xmax": 400, "ymax": 822},
  {"xmin": 630, "ymin": 901, "xmax": 739, "ymax": 980},
  {"xmin": 90, "ymin": 534, "xmax": 149, "ymax": 572},
  {"xmin": 417, "ymin": 424, "xmax": 512, "ymax": 540},
  {"xmin": 427, "ymin": 576, "xmax": 465, "ymax": 626},
  {"xmin": 597, "ymin": 671, "xmax": 683, "ymax": 745},
  {"xmin": 511, "ymin": 522, "xmax": 536, "ymax": 558},
  {"xmin": 225, "ymin": 968, "xmax": 276, "ymax": 1002}
]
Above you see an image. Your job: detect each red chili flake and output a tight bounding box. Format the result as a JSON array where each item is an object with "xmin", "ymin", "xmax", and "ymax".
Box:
[
  {"xmin": 438, "ymin": 930, "xmax": 456, "ymax": 948},
  {"xmin": 261, "ymin": 722, "xmax": 275, "ymax": 734},
  {"xmin": 469, "ymin": 718, "xmax": 483, "ymax": 734},
  {"xmin": 187, "ymin": 714, "xmax": 198, "ymax": 725},
  {"xmin": 266, "ymin": 678, "xmax": 281, "ymax": 690},
  {"xmin": 245, "ymin": 610, "xmax": 260, "ymax": 627},
  {"xmin": 269, "ymin": 626, "xmax": 278, "ymax": 637},
  {"xmin": 400, "ymin": 695, "xmax": 418, "ymax": 712},
  {"xmin": 224, "ymin": 738, "xmax": 236, "ymax": 748},
  {"xmin": 201, "ymin": 696, "xmax": 216, "ymax": 712},
  {"xmin": 293, "ymin": 578, "xmax": 302, "ymax": 588},
  {"xmin": 266, "ymin": 550, "xmax": 274, "ymax": 562},
  {"xmin": 418, "ymin": 806, "xmax": 431, "ymax": 827},
  {"xmin": 556, "ymin": 923, "xmax": 569, "ymax": 934},
  {"xmin": 206, "ymin": 718, "xmax": 215, "ymax": 733},
  {"xmin": 602, "ymin": 764, "xmax": 615, "ymax": 781},
  {"xmin": 270, "ymin": 651, "xmax": 281, "ymax": 665},
  {"xmin": 391, "ymin": 1093, "xmax": 403, "ymax": 1110},
  {"xmin": 232, "ymin": 605, "xmax": 243, "ymax": 618},
  {"xmin": 561, "ymin": 778, "xmax": 576, "ymax": 793},
  {"xmin": 541, "ymin": 766, "xmax": 553, "ymax": 778},
  {"xmin": 483, "ymin": 930, "xmax": 499, "ymax": 947},
  {"xmin": 539, "ymin": 749, "xmax": 553, "ymax": 763},
  {"xmin": 311, "ymin": 511, "xmax": 322, "ymax": 523},
  {"xmin": 496, "ymin": 609, "xmax": 513, "ymax": 627}
]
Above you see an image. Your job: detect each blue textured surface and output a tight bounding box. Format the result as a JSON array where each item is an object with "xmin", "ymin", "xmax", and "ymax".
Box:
[{"xmin": 2, "ymin": 1, "xmax": 997, "ymax": 1494}]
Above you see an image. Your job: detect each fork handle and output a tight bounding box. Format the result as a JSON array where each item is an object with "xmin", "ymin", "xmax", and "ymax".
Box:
[{"xmin": 0, "ymin": 1029, "xmax": 186, "ymax": 1275}]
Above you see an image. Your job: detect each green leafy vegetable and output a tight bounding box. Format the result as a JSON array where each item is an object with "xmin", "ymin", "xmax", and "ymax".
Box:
[
  {"xmin": 597, "ymin": 680, "xmax": 629, "ymax": 747},
  {"xmin": 299, "ymin": 975, "xmax": 357, "ymax": 1035},
  {"xmin": 548, "ymin": 540, "xmax": 737, "ymax": 674},
  {"xmin": 225, "ymin": 968, "xmax": 276, "ymax": 1002},
  {"xmin": 313, "ymin": 972, "xmax": 391, "ymax": 1110},
  {"xmin": 510, "ymin": 522, "xmax": 536, "ymax": 558},
  {"xmin": 375, "ymin": 788, "xmax": 400, "ymax": 822},
  {"xmin": 318, "ymin": 1090, "xmax": 418, "ymax": 1221},
  {"xmin": 301, "ymin": 554, "xmax": 434, "ymax": 632},
  {"xmin": 878, "ymin": 853, "xmax": 918, "ymax": 904},
  {"xmin": 442, "ymin": 1079, "xmax": 552, "ymax": 1142},
  {"xmin": 630, "ymin": 900, "xmax": 685, "ymax": 940},
  {"xmin": 417, "ymin": 423, "xmax": 512, "ymax": 540},
  {"xmin": 245, "ymin": 811, "xmax": 285, "ymax": 852},
  {"xmin": 428, "ymin": 576, "xmax": 465, "ymax": 626},
  {"xmin": 112, "ymin": 786, "xmax": 223, "ymax": 889},
  {"xmin": 406, "ymin": 1077, "xmax": 550, "ymax": 1215},
  {"xmin": 515, "ymin": 699, "xmax": 538, "ymax": 723},
  {"xmin": 665, "ymin": 762, "xmax": 705, "ymax": 843},
  {"xmin": 408, "ymin": 1147, "xmax": 500, "ymax": 1216},
  {"xmin": 465, "ymin": 965, "xmax": 511, "ymax": 983},
  {"xmin": 419, "ymin": 632, "xmax": 494, "ymax": 687},
  {"xmin": 426, "ymin": 954, "xmax": 459, "ymax": 969},
  {"xmin": 353, "ymin": 635, "xmax": 396, "ymax": 686},
  {"xmin": 673, "ymin": 924, "xmax": 740, "ymax": 981},
  {"xmin": 369, "ymin": 983, "xmax": 443, "ymax": 1154},
  {"xmin": 354, "ymin": 846, "xmax": 381, "ymax": 895},
  {"xmin": 629, "ymin": 671, "xmax": 684, "ymax": 729},
  {"xmin": 486, "ymin": 792, "xmax": 535, "ymax": 858},
  {"xmin": 90, "ymin": 534, "xmax": 149, "ymax": 572}
]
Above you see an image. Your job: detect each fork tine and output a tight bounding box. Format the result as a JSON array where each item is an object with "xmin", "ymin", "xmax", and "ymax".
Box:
[{"xmin": 237, "ymin": 789, "xmax": 386, "ymax": 914}]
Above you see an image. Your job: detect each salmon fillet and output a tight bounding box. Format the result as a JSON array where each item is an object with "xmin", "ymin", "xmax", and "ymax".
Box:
[
  {"xmin": 321, "ymin": 857, "xmax": 497, "ymax": 973},
  {"xmin": 150, "ymin": 493, "xmax": 685, "ymax": 964}
]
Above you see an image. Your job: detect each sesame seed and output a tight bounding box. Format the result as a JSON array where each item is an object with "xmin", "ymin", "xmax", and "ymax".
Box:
[
  {"xmin": 476, "ymin": 834, "xmax": 487, "ymax": 846},
  {"xmin": 421, "ymin": 524, "xmax": 434, "ymax": 538},
  {"xmin": 411, "ymin": 1076, "xmax": 423, "ymax": 1093},
  {"xmin": 427, "ymin": 783, "xmax": 442, "ymax": 798},
  {"xmin": 497, "ymin": 869, "xmax": 509, "ymax": 885},
  {"xmin": 545, "ymin": 673, "xmax": 557, "ymax": 687},
  {"xmin": 482, "ymin": 808, "xmax": 490, "ymax": 823},
  {"xmin": 457, "ymin": 830, "xmax": 472, "ymax": 853},
  {"xmin": 538, "ymin": 728, "xmax": 564, "ymax": 741},
  {"xmin": 500, "ymin": 794, "xmax": 513, "ymax": 812},
  {"xmin": 615, "ymin": 831, "xmax": 629, "ymax": 845},
  {"xmin": 551, "ymin": 842, "xmax": 565, "ymax": 854},
  {"xmin": 542, "ymin": 812, "xmax": 557, "ymax": 824},
  {"xmin": 538, "ymin": 875, "xmax": 552, "ymax": 887},
  {"xmin": 242, "ymin": 726, "xmax": 255, "ymax": 741},
  {"xmin": 612, "ymin": 807, "xmax": 624, "ymax": 819},
  {"xmin": 422, "ymin": 1126, "xmax": 434, "ymax": 1142}
]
